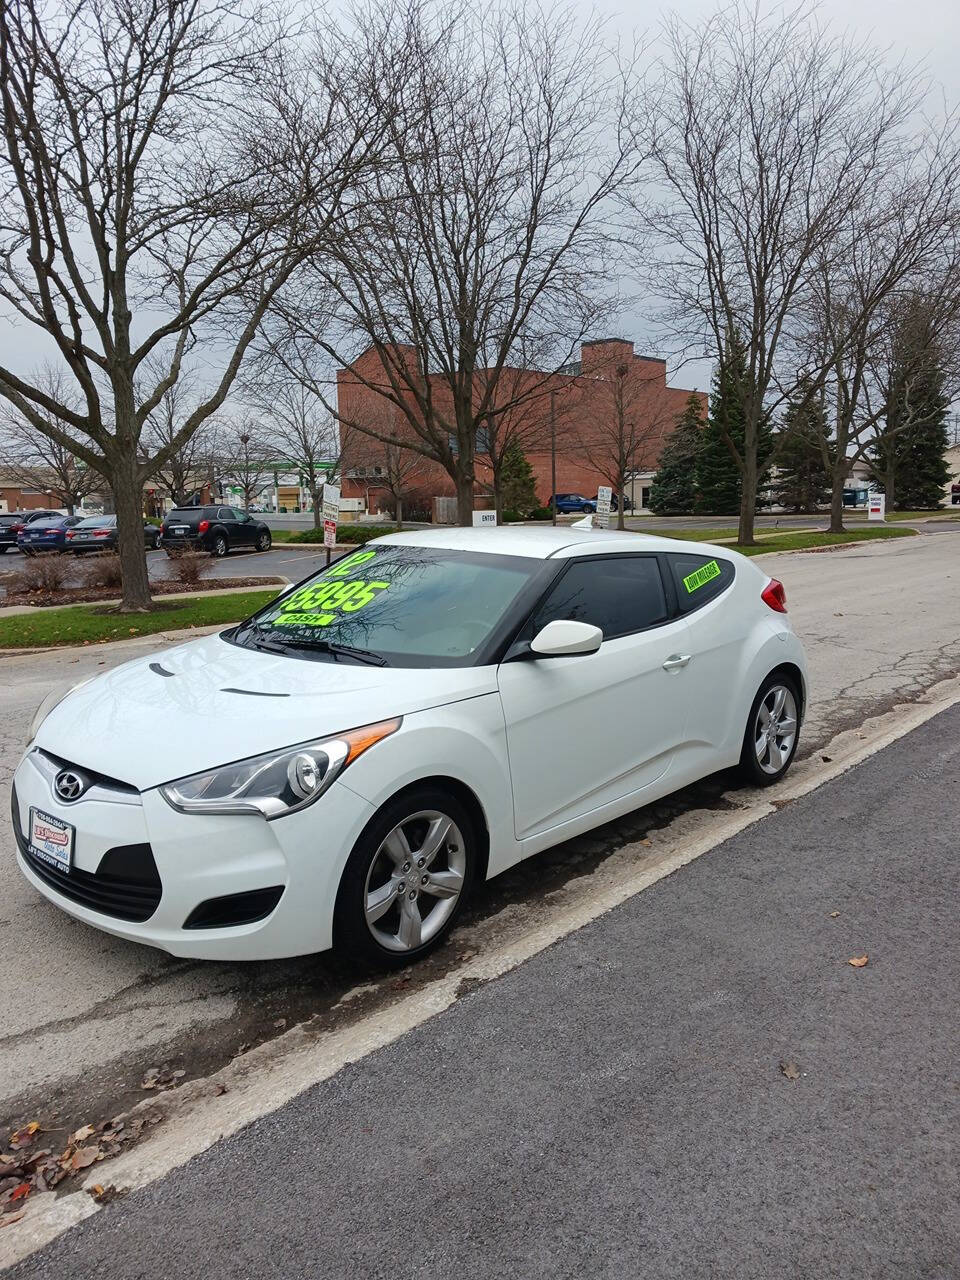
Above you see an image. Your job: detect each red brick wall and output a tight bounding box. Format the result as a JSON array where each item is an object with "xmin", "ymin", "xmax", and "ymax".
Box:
[{"xmin": 336, "ymin": 340, "xmax": 707, "ymax": 510}]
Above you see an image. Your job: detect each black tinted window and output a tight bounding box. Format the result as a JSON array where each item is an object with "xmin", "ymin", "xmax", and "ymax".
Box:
[
  {"xmin": 532, "ymin": 556, "xmax": 668, "ymax": 641},
  {"xmin": 668, "ymin": 553, "xmax": 735, "ymax": 613}
]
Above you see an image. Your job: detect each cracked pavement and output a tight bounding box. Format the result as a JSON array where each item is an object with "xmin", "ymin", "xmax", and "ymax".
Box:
[{"xmin": 0, "ymin": 530, "xmax": 958, "ymax": 1133}]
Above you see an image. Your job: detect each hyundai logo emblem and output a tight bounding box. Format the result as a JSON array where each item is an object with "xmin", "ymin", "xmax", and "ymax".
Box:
[{"xmin": 54, "ymin": 770, "xmax": 87, "ymax": 802}]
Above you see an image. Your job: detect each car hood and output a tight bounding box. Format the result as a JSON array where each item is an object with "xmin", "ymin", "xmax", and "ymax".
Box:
[{"xmin": 35, "ymin": 632, "xmax": 498, "ymax": 790}]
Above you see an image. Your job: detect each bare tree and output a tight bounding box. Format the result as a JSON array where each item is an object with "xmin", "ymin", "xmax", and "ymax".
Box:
[
  {"xmin": 245, "ymin": 378, "xmax": 342, "ymax": 528},
  {"xmin": 267, "ymin": 0, "xmax": 643, "ymax": 525},
  {"xmin": 217, "ymin": 426, "xmax": 274, "ymax": 511},
  {"xmin": 0, "ymin": 368, "xmax": 103, "ymax": 513},
  {"xmin": 801, "ymin": 154, "xmax": 960, "ymax": 528},
  {"xmin": 142, "ymin": 374, "xmax": 220, "ymax": 510},
  {"xmin": 644, "ymin": 2, "xmax": 920, "ymax": 543},
  {"xmin": 576, "ymin": 360, "xmax": 673, "ymax": 530},
  {"xmin": 0, "ymin": 0, "xmax": 395, "ymax": 607}
]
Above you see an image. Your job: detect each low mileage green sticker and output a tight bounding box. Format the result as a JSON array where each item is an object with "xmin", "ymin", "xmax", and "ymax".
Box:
[{"xmin": 682, "ymin": 559, "xmax": 722, "ymax": 594}]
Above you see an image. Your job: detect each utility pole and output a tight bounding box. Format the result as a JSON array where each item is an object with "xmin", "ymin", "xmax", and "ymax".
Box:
[{"xmin": 550, "ymin": 389, "xmax": 557, "ymax": 527}]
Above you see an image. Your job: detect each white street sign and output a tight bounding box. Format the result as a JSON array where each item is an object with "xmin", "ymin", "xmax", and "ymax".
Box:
[
  {"xmin": 595, "ymin": 485, "xmax": 613, "ymax": 529},
  {"xmin": 472, "ymin": 510, "xmax": 497, "ymax": 527},
  {"xmin": 322, "ymin": 483, "xmax": 341, "ymax": 522},
  {"xmin": 868, "ymin": 493, "xmax": 886, "ymax": 522}
]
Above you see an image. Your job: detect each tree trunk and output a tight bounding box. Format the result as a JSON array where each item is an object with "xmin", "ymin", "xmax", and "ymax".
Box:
[
  {"xmin": 310, "ymin": 486, "xmax": 323, "ymax": 529},
  {"xmin": 112, "ymin": 454, "xmax": 153, "ymax": 611},
  {"xmin": 491, "ymin": 461, "xmax": 503, "ymax": 525},
  {"xmin": 616, "ymin": 484, "xmax": 625, "ymax": 531},
  {"xmin": 829, "ymin": 467, "xmax": 846, "ymax": 533},
  {"xmin": 737, "ymin": 452, "xmax": 758, "ymax": 545},
  {"xmin": 396, "ymin": 496, "xmax": 403, "ymax": 531},
  {"xmin": 455, "ymin": 469, "xmax": 474, "ymax": 527}
]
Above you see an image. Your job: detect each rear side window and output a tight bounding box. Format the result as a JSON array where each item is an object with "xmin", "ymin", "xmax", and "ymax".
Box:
[
  {"xmin": 531, "ymin": 556, "xmax": 668, "ymax": 641},
  {"xmin": 667, "ymin": 553, "xmax": 735, "ymax": 613}
]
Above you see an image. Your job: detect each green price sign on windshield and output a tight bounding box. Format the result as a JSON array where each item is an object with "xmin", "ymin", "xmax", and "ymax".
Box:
[{"xmin": 274, "ymin": 550, "xmax": 389, "ymax": 627}]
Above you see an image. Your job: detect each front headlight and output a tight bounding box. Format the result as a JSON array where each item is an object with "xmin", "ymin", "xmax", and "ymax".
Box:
[
  {"xmin": 159, "ymin": 718, "xmax": 402, "ymax": 819},
  {"xmin": 28, "ymin": 677, "xmax": 94, "ymax": 744}
]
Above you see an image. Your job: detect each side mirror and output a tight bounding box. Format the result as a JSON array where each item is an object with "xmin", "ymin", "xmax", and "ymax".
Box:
[{"xmin": 529, "ymin": 619, "xmax": 603, "ymax": 657}]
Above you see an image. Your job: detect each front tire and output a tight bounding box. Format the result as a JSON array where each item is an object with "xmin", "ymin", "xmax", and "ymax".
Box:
[
  {"xmin": 739, "ymin": 673, "xmax": 801, "ymax": 786},
  {"xmin": 255, "ymin": 531, "xmax": 271, "ymax": 551},
  {"xmin": 333, "ymin": 785, "xmax": 476, "ymax": 969}
]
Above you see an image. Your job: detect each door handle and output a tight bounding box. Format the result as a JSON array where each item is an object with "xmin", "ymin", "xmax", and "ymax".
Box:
[{"xmin": 662, "ymin": 653, "xmax": 692, "ymax": 671}]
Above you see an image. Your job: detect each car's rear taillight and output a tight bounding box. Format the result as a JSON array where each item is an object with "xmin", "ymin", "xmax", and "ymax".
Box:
[
  {"xmin": 94, "ymin": 529, "xmax": 110, "ymax": 537},
  {"xmin": 66, "ymin": 530, "xmax": 75, "ymax": 539},
  {"xmin": 761, "ymin": 578, "xmax": 787, "ymax": 613},
  {"xmin": 197, "ymin": 519, "xmax": 209, "ymax": 533},
  {"xmin": 12, "ymin": 523, "xmax": 24, "ymax": 533}
]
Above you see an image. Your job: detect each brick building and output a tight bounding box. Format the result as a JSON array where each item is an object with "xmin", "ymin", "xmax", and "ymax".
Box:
[{"xmin": 336, "ymin": 338, "xmax": 707, "ymax": 516}]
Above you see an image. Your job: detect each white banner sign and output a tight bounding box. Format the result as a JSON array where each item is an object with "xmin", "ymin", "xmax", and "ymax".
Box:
[
  {"xmin": 868, "ymin": 492, "xmax": 886, "ymax": 522},
  {"xmin": 595, "ymin": 485, "xmax": 613, "ymax": 529}
]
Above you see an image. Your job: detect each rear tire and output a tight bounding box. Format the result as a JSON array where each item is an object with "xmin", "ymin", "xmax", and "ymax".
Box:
[
  {"xmin": 211, "ymin": 533, "xmax": 228, "ymax": 558},
  {"xmin": 333, "ymin": 785, "xmax": 476, "ymax": 969},
  {"xmin": 738, "ymin": 673, "xmax": 801, "ymax": 786}
]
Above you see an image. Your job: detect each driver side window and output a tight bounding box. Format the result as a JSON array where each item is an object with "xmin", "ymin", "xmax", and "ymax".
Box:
[{"xmin": 530, "ymin": 556, "xmax": 668, "ymax": 642}]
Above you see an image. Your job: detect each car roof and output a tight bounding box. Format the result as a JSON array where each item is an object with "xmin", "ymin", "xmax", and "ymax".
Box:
[{"xmin": 372, "ymin": 525, "xmax": 741, "ymax": 561}]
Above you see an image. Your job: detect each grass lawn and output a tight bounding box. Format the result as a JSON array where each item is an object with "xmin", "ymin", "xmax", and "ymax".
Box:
[
  {"xmin": 727, "ymin": 527, "xmax": 917, "ymax": 556},
  {"xmin": 267, "ymin": 529, "xmax": 298, "ymax": 542},
  {"xmin": 884, "ymin": 509, "xmax": 960, "ymax": 522},
  {"xmin": 0, "ymin": 588, "xmax": 281, "ymax": 649}
]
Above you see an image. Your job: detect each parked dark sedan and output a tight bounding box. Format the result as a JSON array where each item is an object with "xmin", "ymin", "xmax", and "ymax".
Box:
[
  {"xmin": 66, "ymin": 514, "xmax": 161, "ymax": 553},
  {"xmin": 16, "ymin": 515, "xmax": 81, "ymax": 554},
  {"xmin": 1, "ymin": 509, "xmax": 67, "ymax": 551},
  {"xmin": 160, "ymin": 505, "xmax": 272, "ymax": 557}
]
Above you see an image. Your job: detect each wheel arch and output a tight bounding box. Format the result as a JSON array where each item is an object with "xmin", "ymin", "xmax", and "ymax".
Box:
[
  {"xmin": 763, "ymin": 661, "xmax": 806, "ymax": 722},
  {"xmin": 367, "ymin": 775, "xmax": 491, "ymax": 884}
]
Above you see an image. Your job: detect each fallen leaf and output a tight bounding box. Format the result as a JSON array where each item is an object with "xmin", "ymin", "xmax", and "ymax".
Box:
[
  {"xmin": 779, "ymin": 1061, "xmax": 801, "ymax": 1081},
  {"xmin": 848, "ymin": 954, "xmax": 869, "ymax": 968},
  {"xmin": 8, "ymin": 1183, "xmax": 31, "ymax": 1203},
  {"xmin": 8, "ymin": 1123, "xmax": 40, "ymax": 1148},
  {"xmin": 0, "ymin": 1210, "xmax": 26, "ymax": 1228},
  {"xmin": 87, "ymin": 1184, "xmax": 127, "ymax": 1204},
  {"xmin": 829, "ymin": 910, "xmax": 840, "ymax": 918},
  {"xmin": 70, "ymin": 1146, "xmax": 100, "ymax": 1170},
  {"xmin": 70, "ymin": 1124, "xmax": 95, "ymax": 1145}
]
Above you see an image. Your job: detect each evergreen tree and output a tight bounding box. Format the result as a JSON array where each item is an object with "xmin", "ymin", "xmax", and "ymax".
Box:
[
  {"xmin": 648, "ymin": 393, "xmax": 704, "ymax": 515},
  {"xmin": 871, "ymin": 308, "xmax": 949, "ymax": 510},
  {"xmin": 499, "ymin": 441, "xmax": 539, "ymax": 516},
  {"xmin": 694, "ymin": 330, "xmax": 772, "ymax": 516},
  {"xmin": 773, "ymin": 390, "xmax": 832, "ymax": 512}
]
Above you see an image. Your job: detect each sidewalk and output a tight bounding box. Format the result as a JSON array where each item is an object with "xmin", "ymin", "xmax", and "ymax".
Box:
[{"xmin": 9, "ymin": 707, "xmax": 958, "ymax": 1279}]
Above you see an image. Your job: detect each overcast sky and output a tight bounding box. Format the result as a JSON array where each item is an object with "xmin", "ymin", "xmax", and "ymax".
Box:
[{"xmin": 2, "ymin": 0, "xmax": 957, "ymax": 400}]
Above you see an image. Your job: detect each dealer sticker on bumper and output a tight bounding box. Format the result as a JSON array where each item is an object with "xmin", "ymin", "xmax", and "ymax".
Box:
[{"xmin": 28, "ymin": 808, "xmax": 75, "ymax": 873}]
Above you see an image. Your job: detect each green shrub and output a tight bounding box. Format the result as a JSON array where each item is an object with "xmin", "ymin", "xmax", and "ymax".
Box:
[
  {"xmin": 501, "ymin": 509, "xmax": 522, "ymax": 523},
  {"xmin": 290, "ymin": 525, "xmax": 397, "ymax": 545},
  {"xmin": 529, "ymin": 506, "xmax": 553, "ymax": 520}
]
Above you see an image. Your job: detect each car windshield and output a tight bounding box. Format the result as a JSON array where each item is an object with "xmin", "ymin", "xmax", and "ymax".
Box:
[{"xmin": 231, "ymin": 544, "xmax": 542, "ymax": 667}]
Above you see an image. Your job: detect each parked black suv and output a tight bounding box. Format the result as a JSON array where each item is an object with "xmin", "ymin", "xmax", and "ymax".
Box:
[{"xmin": 160, "ymin": 505, "xmax": 272, "ymax": 557}]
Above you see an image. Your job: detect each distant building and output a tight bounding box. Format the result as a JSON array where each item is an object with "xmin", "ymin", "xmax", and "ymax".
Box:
[{"xmin": 336, "ymin": 338, "xmax": 706, "ymax": 516}]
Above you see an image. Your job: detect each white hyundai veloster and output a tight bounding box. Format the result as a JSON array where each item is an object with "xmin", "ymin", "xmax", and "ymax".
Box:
[{"xmin": 12, "ymin": 527, "xmax": 807, "ymax": 966}]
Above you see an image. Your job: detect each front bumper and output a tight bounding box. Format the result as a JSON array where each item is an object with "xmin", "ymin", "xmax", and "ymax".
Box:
[{"xmin": 11, "ymin": 748, "xmax": 375, "ymax": 960}]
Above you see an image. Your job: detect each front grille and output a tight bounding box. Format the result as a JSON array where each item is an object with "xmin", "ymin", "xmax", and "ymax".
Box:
[{"xmin": 12, "ymin": 787, "xmax": 162, "ymax": 923}]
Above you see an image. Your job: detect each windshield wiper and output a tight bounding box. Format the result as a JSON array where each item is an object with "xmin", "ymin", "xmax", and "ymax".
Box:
[{"xmin": 287, "ymin": 638, "xmax": 390, "ymax": 666}]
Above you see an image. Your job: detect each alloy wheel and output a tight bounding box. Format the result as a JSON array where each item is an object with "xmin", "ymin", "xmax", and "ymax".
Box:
[
  {"xmin": 754, "ymin": 684, "xmax": 798, "ymax": 775},
  {"xmin": 213, "ymin": 535, "xmax": 227, "ymax": 557},
  {"xmin": 363, "ymin": 810, "xmax": 467, "ymax": 954}
]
